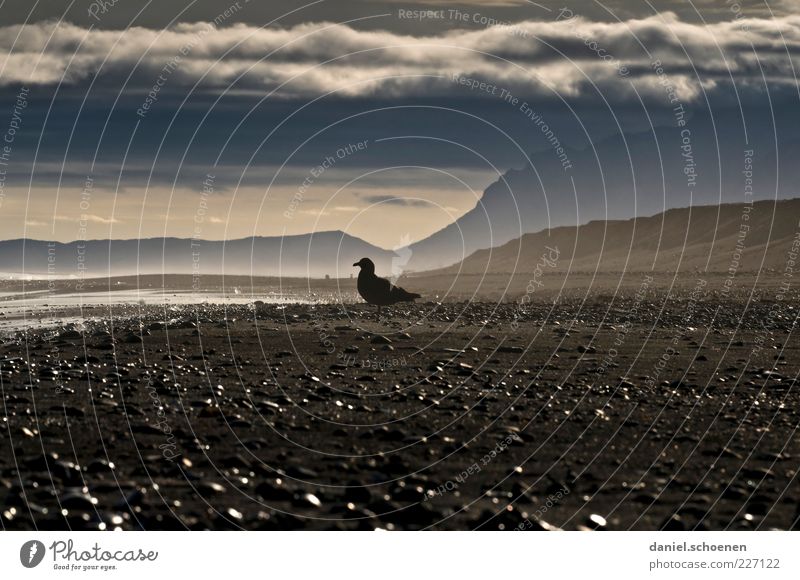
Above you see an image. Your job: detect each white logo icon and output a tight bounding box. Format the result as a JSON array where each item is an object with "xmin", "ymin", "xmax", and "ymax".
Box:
[{"xmin": 20, "ymin": 540, "xmax": 46, "ymax": 568}]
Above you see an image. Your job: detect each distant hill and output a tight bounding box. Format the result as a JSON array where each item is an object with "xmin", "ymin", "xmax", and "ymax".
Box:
[
  {"xmin": 0, "ymin": 231, "xmax": 396, "ymax": 279},
  {"xmin": 402, "ymin": 115, "xmax": 800, "ymax": 272},
  {"xmin": 431, "ymin": 198, "xmax": 800, "ymax": 275}
]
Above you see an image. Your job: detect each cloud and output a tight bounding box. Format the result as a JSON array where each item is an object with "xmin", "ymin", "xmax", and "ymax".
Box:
[
  {"xmin": 361, "ymin": 194, "xmax": 431, "ymax": 207},
  {"xmin": 0, "ymin": 15, "xmax": 798, "ymax": 105},
  {"xmin": 55, "ymin": 214, "xmax": 120, "ymax": 224}
]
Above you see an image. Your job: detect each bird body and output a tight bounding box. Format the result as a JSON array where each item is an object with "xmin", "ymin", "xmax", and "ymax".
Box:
[{"xmin": 353, "ymin": 258, "xmax": 420, "ymax": 312}]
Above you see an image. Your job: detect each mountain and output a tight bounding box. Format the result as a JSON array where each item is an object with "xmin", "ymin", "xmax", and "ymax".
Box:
[
  {"xmin": 432, "ymin": 198, "xmax": 800, "ymax": 275},
  {"xmin": 0, "ymin": 231, "xmax": 396, "ymax": 279},
  {"xmin": 403, "ymin": 112, "xmax": 800, "ymax": 272}
]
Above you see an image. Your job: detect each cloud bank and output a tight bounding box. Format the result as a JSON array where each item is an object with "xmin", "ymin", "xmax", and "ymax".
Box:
[{"xmin": 0, "ymin": 13, "xmax": 798, "ymax": 104}]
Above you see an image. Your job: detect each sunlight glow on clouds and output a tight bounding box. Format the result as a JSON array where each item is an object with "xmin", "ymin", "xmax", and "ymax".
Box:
[{"xmin": 0, "ymin": 15, "xmax": 798, "ymax": 103}]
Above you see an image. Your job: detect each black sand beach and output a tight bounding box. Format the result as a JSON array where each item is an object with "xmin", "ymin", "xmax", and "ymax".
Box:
[{"xmin": 1, "ymin": 278, "xmax": 798, "ymax": 530}]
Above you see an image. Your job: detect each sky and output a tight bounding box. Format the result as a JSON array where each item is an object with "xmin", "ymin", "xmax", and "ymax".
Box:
[{"xmin": 0, "ymin": 0, "xmax": 798, "ymax": 248}]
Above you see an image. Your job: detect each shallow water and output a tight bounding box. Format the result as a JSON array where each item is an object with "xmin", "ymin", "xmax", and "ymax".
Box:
[
  {"xmin": 0, "ymin": 289, "xmax": 319, "ymax": 307},
  {"xmin": 0, "ymin": 288, "xmax": 331, "ymax": 332}
]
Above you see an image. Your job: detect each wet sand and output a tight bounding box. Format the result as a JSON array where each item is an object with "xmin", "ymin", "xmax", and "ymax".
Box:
[{"xmin": 1, "ymin": 284, "xmax": 798, "ymax": 530}]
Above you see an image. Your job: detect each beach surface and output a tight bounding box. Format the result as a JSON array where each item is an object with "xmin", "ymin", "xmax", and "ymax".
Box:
[{"xmin": 1, "ymin": 280, "xmax": 798, "ymax": 530}]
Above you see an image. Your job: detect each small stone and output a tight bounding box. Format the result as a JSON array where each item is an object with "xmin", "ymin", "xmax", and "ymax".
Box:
[
  {"xmin": 301, "ymin": 493, "xmax": 321, "ymax": 508},
  {"xmin": 61, "ymin": 492, "xmax": 98, "ymax": 511},
  {"xmin": 587, "ymin": 513, "xmax": 607, "ymax": 529},
  {"xmin": 498, "ymin": 346, "xmax": 523, "ymax": 353},
  {"xmin": 198, "ymin": 481, "xmax": 226, "ymax": 494}
]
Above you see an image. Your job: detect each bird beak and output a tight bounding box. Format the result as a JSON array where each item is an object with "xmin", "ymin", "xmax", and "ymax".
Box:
[{"xmin": 353, "ymin": 262, "xmax": 359, "ymax": 267}]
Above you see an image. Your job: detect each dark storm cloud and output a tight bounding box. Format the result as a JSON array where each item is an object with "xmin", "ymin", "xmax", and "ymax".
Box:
[
  {"xmin": 0, "ymin": 4, "xmax": 797, "ymax": 194},
  {"xmin": 0, "ymin": 0, "xmax": 787, "ymax": 31}
]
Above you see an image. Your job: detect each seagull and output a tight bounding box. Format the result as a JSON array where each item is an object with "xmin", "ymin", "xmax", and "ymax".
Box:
[{"xmin": 353, "ymin": 257, "xmax": 420, "ymax": 315}]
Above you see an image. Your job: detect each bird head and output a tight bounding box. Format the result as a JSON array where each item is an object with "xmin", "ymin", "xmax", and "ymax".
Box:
[{"xmin": 353, "ymin": 257, "xmax": 375, "ymax": 272}]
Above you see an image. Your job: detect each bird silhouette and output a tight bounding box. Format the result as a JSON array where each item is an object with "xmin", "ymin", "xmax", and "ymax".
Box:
[{"xmin": 353, "ymin": 257, "xmax": 420, "ymax": 315}]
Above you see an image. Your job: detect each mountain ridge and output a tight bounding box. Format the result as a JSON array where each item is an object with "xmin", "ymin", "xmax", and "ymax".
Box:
[
  {"xmin": 0, "ymin": 230, "xmax": 397, "ymax": 279},
  {"xmin": 428, "ymin": 198, "xmax": 800, "ymax": 276},
  {"xmin": 401, "ymin": 113, "xmax": 800, "ymax": 271}
]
